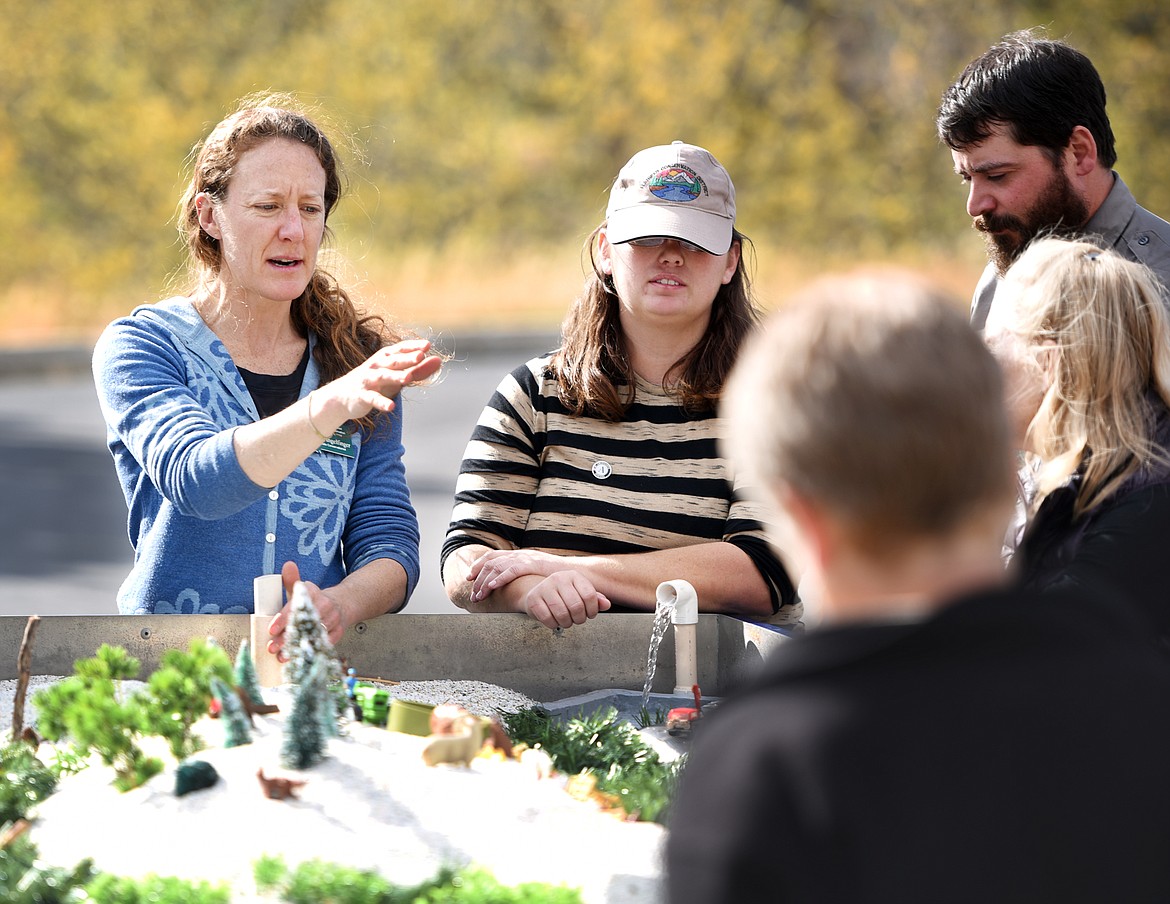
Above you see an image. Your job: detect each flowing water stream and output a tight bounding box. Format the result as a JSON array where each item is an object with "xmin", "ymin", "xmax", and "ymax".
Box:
[{"xmin": 640, "ymin": 593, "xmax": 676, "ymax": 710}]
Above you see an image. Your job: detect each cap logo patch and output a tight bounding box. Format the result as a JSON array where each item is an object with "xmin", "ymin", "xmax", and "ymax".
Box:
[{"xmin": 646, "ymin": 164, "xmax": 706, "ymax": 203}]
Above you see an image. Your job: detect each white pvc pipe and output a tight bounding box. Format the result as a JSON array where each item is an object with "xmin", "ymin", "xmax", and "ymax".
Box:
[
  {"xmin": 658, "ymin": 579, "xmax": 698, "ymax": 625},
  {"xmin": 253, "ymin": 574, "xmax": 284, "ymax": 616},
  {"xmin": 251, "ymin": 574, "xmax": 285, "ymax": 687}
]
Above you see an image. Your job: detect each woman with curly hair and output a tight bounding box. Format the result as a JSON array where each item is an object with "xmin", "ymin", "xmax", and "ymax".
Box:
[
  {"xmin": 92, "ymin": 95, "xmax": 440, "ymax": 651},
  {"xmin": 441, "ymin": 141, "xmax": 798, "ymax": 630}
]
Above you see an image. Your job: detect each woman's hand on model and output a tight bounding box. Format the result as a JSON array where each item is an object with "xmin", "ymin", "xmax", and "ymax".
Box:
[{"xmin": 267, "ymin": 560, "xmax": 349, "ymax": 657}]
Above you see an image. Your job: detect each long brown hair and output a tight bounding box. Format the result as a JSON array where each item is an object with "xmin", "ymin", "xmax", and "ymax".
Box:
[
  {"xmin": 553, "ymin": 225, "xmax": 761, "ymax": 420},
  {"xmin": 178, "ymin": 93, "xmax": 403, "ymax": 430}
]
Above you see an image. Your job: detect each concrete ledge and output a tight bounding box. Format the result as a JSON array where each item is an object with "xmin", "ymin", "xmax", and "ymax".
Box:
[{"xmin": 0, "ymin": 612, "xmax": 788, "ymax": 701}]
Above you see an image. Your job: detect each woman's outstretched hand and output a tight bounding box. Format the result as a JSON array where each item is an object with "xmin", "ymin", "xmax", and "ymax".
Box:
[{"xmin": 322, "ymin": 339, "xmax": 443, "ymax": 422}]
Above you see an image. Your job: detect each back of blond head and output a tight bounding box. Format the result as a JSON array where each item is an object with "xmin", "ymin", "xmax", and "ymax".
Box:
[
  {"xmin": 725, "ymin": 270, "xmax": 1014, "ymax": 556},
  {"xmin": 997, "ymin": 237, "xmax": 1170, "ymax": 514}
]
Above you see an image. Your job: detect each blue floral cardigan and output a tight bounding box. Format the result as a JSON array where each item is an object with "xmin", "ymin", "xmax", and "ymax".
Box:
[{"xmin": 91, "ymin": 297, "xmax": 421, "ymax": 614}]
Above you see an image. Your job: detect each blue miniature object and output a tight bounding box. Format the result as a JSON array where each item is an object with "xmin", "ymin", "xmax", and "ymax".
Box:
[{"xmin": 345, "ymin": 668, "xmax": 363, "ymax": 720}]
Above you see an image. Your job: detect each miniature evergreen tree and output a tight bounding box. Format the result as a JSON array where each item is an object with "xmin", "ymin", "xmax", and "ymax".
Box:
[
  {"xmin": 281, "ymin": 582, "xmax": 340, "ymax": 686},
  {"xmin": 33, "ymin": 644, "xmax": 163, "ymax": 792},
  {"xmin": 317, "ymin": 677, "xmax": 342, "ymax": 740},
  {"xmin": 280, "ymin": 658, "xmax": 327, "ymax": 769},
  {"xmin": 0, "ymin": 834, "xmax": 96, "ymax": 903},
  {"xmin": 233, "ymin": 638, "xmax": 266, "ymax": 708},
  {"xmin": 210, "ymin": 677, "xmax": 252, "ymax": 749},
  {"xmin": 0, "ymin": 742, "xmax": 58, "ymax": 824}
]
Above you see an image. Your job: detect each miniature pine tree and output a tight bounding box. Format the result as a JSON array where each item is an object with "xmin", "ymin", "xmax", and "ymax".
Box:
[
  {"xmin": 280, "ymin": 658, "xmax": 327, "ymax": 769},
  {"xmin": 311, "ymin": 656, "xmax": 345, "ymax": 740},
  {"xmin": 321, "ymin": 680, "xmax": 344, "ymax": 738},
  {"xmin": 32, "ymin": 644, "xmax": 164, "ymax": 792},
  {"xmin": 281, "ymin": 582, "xmax": 340, "ymax": 687},
  {"xmin": 304, "ymin": 656, "xmax": 332, "ymax": 751},
  {"xmin": 210, "ymin": 677, "xmax": 252, "ymax": 749},
  {"xmin": 234, "ymin": 638, "xmax": 266, "ymax": 708}
]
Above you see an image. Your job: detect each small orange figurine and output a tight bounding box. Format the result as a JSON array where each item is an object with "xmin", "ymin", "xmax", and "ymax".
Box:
[{"xmin": 257, "ymin": 767, "xmax": 307, "ymax": 800}]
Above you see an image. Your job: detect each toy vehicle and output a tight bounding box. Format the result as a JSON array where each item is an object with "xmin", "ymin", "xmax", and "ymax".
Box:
[{"xmin": 351, "ymin": 683, "xmax": 390, "ymax": 727}]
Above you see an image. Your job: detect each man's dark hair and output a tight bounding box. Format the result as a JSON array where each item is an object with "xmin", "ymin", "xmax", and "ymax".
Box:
[{"xmin": 937, "ymin": 29, "xmax": 1117, "ymax": 169}]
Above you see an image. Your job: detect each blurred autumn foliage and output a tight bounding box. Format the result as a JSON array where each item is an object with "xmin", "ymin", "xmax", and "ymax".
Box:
[{"xmin": 1, "ymin": 0, "xmax": 1168, "ymax": 340}]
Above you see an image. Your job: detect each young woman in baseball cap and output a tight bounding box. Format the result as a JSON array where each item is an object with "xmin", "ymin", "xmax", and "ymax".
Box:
[{"xmin": 440, "ymin": 142, "xmax": 798, "ymax": 630}]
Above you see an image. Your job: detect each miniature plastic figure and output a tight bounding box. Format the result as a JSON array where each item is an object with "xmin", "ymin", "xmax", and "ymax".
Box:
[
  {"xmin": 352, "ymin": 684, "xmax": 390, "ymax": 727},
  {"xmin": 344, "ymin": 668, "xmax": 364, "ymax": 721},
  {"xmin": 421, "ymin": 725, "xmax": 484, "ymax": 768},
  {"xmin": 238, "ymin": 687, "xmax": 280, "ymax": 720},
  {"xmin": 519, "ymin": 747, "xmax": 553, "ymax": 780},
  {"xmin": 208, "ymin": 684, "xmax": 279, "ymax": 726},
  {"xmin": 484, "ymin": 718, "xmax": 514, "ymax": 758},
  {"xmin": 429, "ymin": 702, "xmax": 474, "ymax": 735},
  {"xmin": 666, "ymin": 684, "xmax": 704, "ymax": 737},
  {"xmin": 256, "ymin": 767, "xmax": 307, "ymax": 801},
  {"xmin": 426, "ymin": 704, "xmax": 515, "ymax": 762}
]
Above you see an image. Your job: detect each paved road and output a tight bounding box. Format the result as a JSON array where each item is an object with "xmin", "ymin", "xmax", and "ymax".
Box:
[{"xmin": 0, "ymin": 337, "xmax": 556, "ymax": 616}]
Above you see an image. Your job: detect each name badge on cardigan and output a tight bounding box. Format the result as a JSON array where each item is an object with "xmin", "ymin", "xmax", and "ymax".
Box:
[{"xmin": 317, "ymin": 426, "xmax": 356, "ymax": 458}]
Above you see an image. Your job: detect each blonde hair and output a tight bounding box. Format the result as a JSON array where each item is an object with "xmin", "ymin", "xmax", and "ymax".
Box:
[
  {"xmin": 725, "ymin": 269, "xmax": 1014, "ymax": 557},
  {"xmin": 999, "ymin": 237, "xmax": 1170, "ymax": 516}
]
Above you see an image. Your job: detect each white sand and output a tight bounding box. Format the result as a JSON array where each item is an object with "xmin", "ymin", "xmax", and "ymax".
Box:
[{"xmin": 13, "ymin": 683, "xmax": 665, "ymax": 902}]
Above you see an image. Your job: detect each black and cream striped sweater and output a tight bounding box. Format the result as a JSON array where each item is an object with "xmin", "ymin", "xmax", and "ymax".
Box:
[{"xmin": 441, "ymin": 353, "xmax": 797, "ymax": 614}]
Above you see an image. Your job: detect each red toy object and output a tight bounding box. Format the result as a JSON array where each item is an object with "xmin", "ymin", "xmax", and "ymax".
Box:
[{"xmin": 666, "ymin": 684, "xmax": 703, "ymax": 737}]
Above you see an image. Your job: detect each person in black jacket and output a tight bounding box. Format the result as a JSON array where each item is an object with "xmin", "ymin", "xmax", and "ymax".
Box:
[
  {"xmin": 985, "ymin": 237, "xmax": 1170, "ymax": 649},
  {"xmin": 665, "ymin": 270, "xmax": 1170, "ymax": 904}
]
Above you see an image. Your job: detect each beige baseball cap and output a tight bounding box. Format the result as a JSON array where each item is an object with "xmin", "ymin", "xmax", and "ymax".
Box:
[{"xmin": 604, "ymin": 140, "xmax": 736, "ymax": 254}]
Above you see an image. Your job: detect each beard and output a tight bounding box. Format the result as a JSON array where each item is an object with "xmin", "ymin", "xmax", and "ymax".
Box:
[{"xmin": 975, "ymin": 166, "xmax": 1090, "ymax": 275}]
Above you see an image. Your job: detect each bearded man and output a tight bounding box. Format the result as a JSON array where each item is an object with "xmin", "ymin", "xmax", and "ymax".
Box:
[{"xmin": 938, "ymin": 28, "xmax": 1170, "ymax": 330}]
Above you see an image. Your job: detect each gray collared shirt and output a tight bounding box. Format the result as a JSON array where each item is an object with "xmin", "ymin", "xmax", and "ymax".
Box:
[{"xmin": 970, "ymin": 173, "xmax": 1170, "ymax": 330}]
